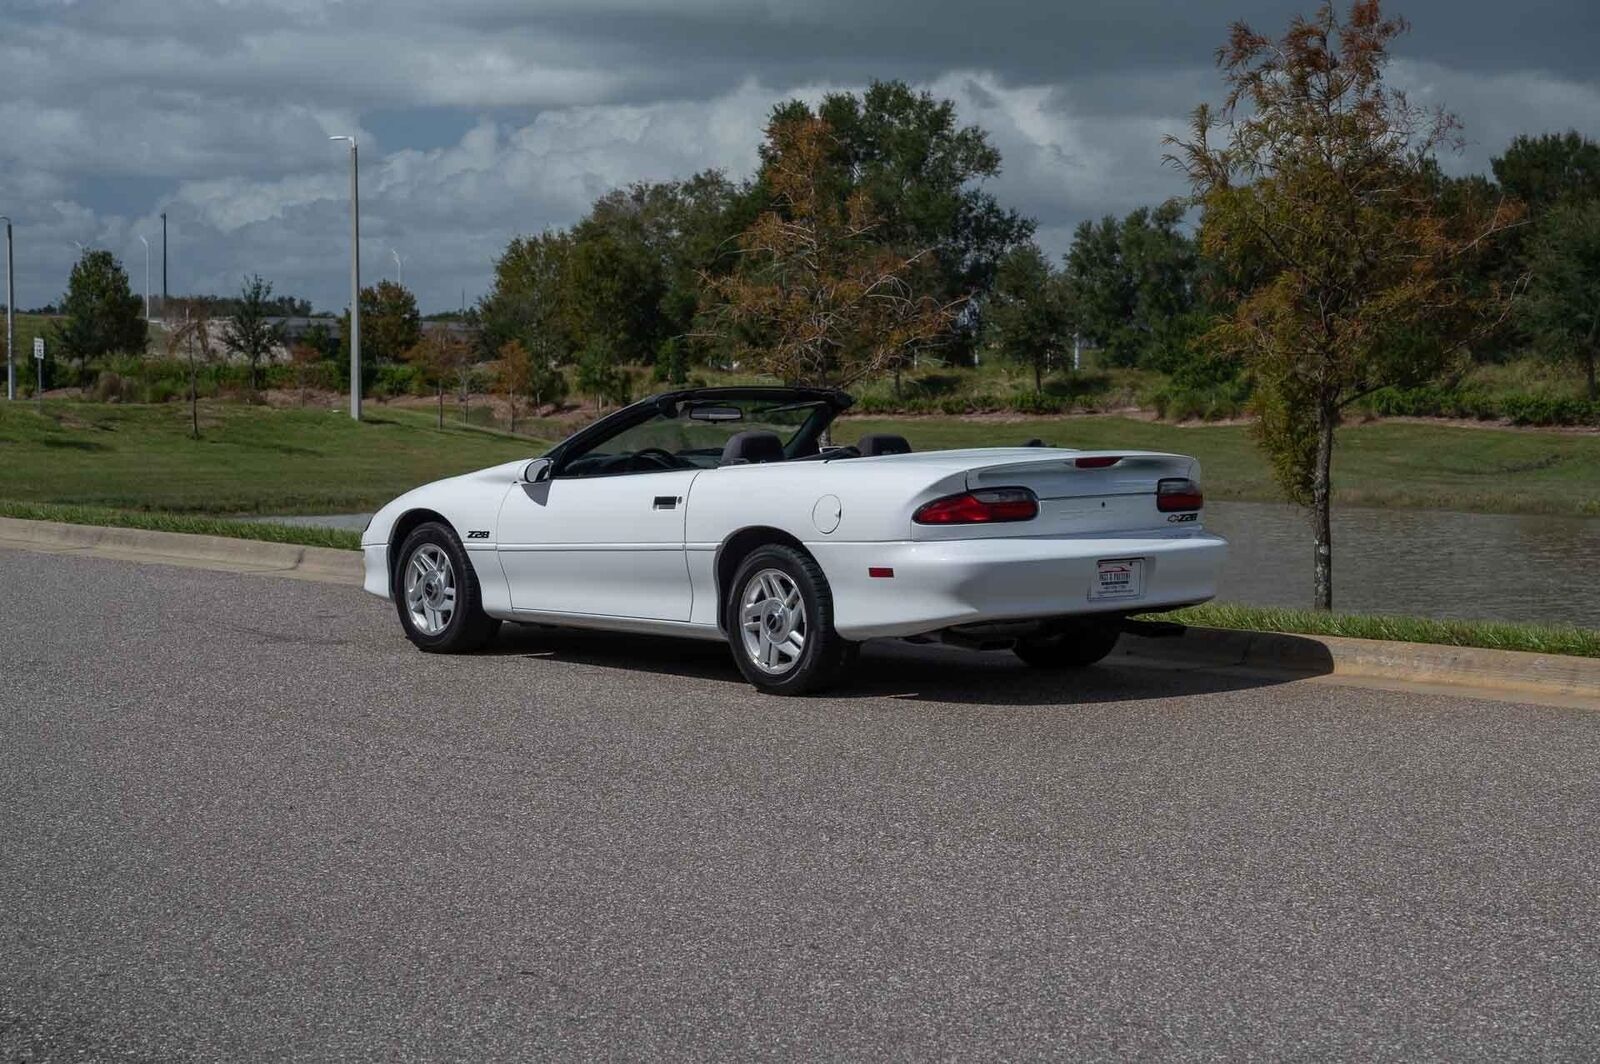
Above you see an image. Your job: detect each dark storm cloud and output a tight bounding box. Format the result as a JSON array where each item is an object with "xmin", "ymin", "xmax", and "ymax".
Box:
[{"xmin": 0, "ymin": 0, "xmax": 1595, "ymax": 311}]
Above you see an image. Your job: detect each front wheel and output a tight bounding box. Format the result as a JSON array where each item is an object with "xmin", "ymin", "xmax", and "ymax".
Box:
[
  {"xmin": 1013, "ymin": 619, "xmax": 1122, "ymax": 669},
  {"xmin": 727, "ymin": 546, "xmax": 855, "ymax": 695},
  {"xmin": 393, "ymin": 522, "xmax": 501, "ymax": 653}
]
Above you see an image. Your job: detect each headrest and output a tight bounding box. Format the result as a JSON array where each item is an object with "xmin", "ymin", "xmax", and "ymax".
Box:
[
  {"xmin": 857, "ymin": 433, "xmax": 912, "ymax": 457},
  {"xmin": 720, "ymin": 430, "xmax": 785, "ymax": 466}
]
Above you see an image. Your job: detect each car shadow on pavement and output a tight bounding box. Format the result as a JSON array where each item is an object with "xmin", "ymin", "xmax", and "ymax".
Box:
[{"xmin": 485, "ymin": 623, "xmax": 1328, "ymax": 707}]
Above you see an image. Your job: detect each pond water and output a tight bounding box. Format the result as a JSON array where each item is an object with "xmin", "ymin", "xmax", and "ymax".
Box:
[
  {"xmin": 1205, "ymin": 501, "xmax": 1600, "ymax": 628},
  {"xmin": 262, "ymin": 501, "xmax": 1600, "ymax": 629}
]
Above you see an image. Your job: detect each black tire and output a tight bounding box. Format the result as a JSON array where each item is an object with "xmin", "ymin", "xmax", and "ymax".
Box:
[
  {"xmin": 726, "ymin": 545, "xmax": 855, "ymax": 695},
  {"xmin": 392, "ymin": 522, "xmax": 501, "ymax": 653},
  {"xmin": 1013, "ymin": 618, "xmax": 1122, "ymax": 669}
]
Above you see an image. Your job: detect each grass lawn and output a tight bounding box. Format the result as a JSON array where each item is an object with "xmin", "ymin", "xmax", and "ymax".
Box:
[
  {"xmin": 1, "ymin": 399, "xmax": 1598, "ymax": 518},
  {"xmin": 1155, "ymin": 602, "xmax": 1600, "ymax": 659},
  {"xmin": 844, "ymin": 415, "xmax": 1600, "ymax": 517},
  {"xmin": 0, "ymin": 500, "xmax": 362, "ymax": 550},
  {"xmin": 0, "ymin": 401, "xmax": 545, "ymax": 514}
]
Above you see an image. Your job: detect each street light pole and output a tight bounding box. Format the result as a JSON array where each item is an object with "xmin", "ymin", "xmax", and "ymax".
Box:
[
  {"xmin": 1, "ymin": 217, "xmax": 12, "ymax": 401},
  {"xmin": 138, "ymin": 235, "xmax": 151, "ymax": 320},
  {"xmin": 391, "ymin": 248, "xmax": 403, "ymax": 287},
  {"xmin": 160, "ymin": 212, "xmax": 167, "ymax": 320},
  {"xmin": 331, "ymin": 135, "xmax": 361, "ymax": 420}
]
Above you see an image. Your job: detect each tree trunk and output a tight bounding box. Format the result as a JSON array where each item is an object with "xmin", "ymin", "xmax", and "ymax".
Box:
[
  {"xmin": 509, "ymin": 395, "xmax": 517, "ymax": 434},
  {"xmin": 189, "ymin": 363, "xmax": 199, "ymax": 440},
  {"xmin": 1311, "ymin": 404, "xmax": 1336, "ymax": 611},
  {"xmin": 1586, "ymin": 350, "xmax": 1596, "ymax": 402},
  {"xmin": 1033, "ymin": 360, "xmax": 1042, "ymax": 395}
]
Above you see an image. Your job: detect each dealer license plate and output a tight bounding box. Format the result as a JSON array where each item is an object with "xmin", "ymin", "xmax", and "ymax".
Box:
[{"xmin": 1093, "ymin": 558, "xmax": 1144, "ymax": 599}]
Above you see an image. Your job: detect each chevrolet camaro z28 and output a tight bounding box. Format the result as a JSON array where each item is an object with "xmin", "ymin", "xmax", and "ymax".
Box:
[{"xmin": 362, "ymin": 386, "xmax": 1228, "ymax": 694}]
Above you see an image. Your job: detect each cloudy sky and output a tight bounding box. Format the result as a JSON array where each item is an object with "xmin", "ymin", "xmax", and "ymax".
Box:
[{"xmin": 3, "ymin": 0, "xmax": 1596, "ymax": 313}]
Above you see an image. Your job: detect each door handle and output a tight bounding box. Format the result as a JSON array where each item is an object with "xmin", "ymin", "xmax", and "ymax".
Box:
[{"xmin": 652, "ymin": 496, "xmax": 678, "ymax": 510}]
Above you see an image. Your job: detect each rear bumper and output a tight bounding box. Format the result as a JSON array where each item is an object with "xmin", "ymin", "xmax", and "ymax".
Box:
[
  {"xmin": 362, "ymin": 544, "xmax": 390, "ymax": 600},
  {"xmin": 812, "ymin": 531, "xmax": 1227, "ymax": 640}
]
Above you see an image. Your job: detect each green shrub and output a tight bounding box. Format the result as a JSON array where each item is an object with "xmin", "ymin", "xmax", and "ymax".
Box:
[
  {"xmin": 1363, "ymin": 386, "xmax": 1600, "ymax": 426},
  {"xmin": 371, "ymin": 363, "xmax": 421, "ymax": 400},
  {"xmin": 1006, "ymin": 392, "xmax": 1068, "ymax": 415},
  {"xmin": 1152, "ymin": 378, "xmax": 1251, "ymax": 421}
]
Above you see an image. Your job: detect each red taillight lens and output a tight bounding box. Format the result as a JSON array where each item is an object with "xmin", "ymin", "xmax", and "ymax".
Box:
[
  {"xmin": 1074, "ymin": 455, "xmax": 1122, "ymax": 469},
  {"xmin": 914, "ymin": 488, "xmax": 1039, "ymax": 525},
  {"xmin": 1157, "ymin": 477, "xmax": 1203, "ymax": 512}
]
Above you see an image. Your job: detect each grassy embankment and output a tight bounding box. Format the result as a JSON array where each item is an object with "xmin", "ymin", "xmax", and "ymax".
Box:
[
  {"xmin": 5, "ymin": 399, "xmax": 1600, "ymax": 520},
  {"xmin": 0, "ymin": 401, "xmax": 544, "ymax": 513},
  {"xmin": 1155, "ymin": 603, "xmax": 1600, "ymax": 659}
]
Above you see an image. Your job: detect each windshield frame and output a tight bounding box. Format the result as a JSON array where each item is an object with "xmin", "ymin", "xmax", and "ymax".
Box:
[{"xmin": 544, "ymin": 387, "xmax": 850, "ymax": 479}]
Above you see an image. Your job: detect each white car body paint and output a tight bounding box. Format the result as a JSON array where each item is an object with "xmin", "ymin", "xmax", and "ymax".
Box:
[{"xmin": 362, "ymin": 443, "xmax": 1227, "ymax": 644}]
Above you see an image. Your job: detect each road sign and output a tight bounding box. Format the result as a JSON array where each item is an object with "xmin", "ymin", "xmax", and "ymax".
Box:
[{"xmin": 33, "ymin": 337, "xmax": 44, "ymax": 360}]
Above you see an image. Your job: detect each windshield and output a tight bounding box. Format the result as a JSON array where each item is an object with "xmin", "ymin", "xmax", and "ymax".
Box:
[{"xmin": 559, "ymin": 397, "xmax": 831, "ymax": 478}]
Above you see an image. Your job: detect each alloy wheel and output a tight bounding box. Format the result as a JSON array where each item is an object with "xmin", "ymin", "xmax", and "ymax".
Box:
[
  {"xmin": 404, "ymin": 543, "xmax": 457, "ymax": 636},
  {"xmin": 739, "ymin": 568, "xmax": 807, "ymax": 675}
]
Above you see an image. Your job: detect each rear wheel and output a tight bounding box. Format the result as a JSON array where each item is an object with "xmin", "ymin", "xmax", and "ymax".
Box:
[
  {"xmin": 1013, "ymin": 618, "xmax": 1122, "ymax": 669},
  {"xmin": 393, "ymin": 522, "xmax": 501, "ymax": 653},
  {"xmin": 727, "ymin": 545, "xmax": 855, "ymax": 695}
]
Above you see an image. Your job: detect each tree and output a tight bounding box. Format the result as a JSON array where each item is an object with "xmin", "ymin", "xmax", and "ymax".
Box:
[
  {"xmin": 985, "ymin": 244, "xmax": 1074, "ymax": 392},
  {"xmin": 1468, "ymin": 132, "xmax": 1600, "ymax": 334},
  {"xmin": 568, "ymin": 172, "xmax": 748, "ymax": 372},
  {"xmin": 1492, "ymin": 132, "xmax": 1600, "ymax": 214},
  {"xmin": 301, "ymin": 321, "xmax": 339, "ymax": 361},
  {"xmin": 403, "ymin": 329, "xmax": 472, "ymax": 429},
  {"xmin": 221, "ymin": 274, "xmax": 285, "ymax": 393},
  {"xmin": 1166, "ymin": 0, "xmax": 1519, "ymax": 610},
  {"xmin": 1524, "ymin": 201, "xmax": 1600, "ymax": 399},
  {"xmin": 52, "ymin": 250, "xmax": 147, "ymax": 376},
  {"xmin": 495, "ymin": 339, "xmax": 566, "ymax": 432},
  {"xmin": 165, "ymin": 299, "xmax": 215, "ymax": 439},
  {"xmin": 287, "ymin": 342, "xmax": 324, "ymax": 401},
  {"xmin": 479, "ymin": 231, "xmax": 576, "ymax": 374},
  {"xmin": 344, "ymin": 280, "xmax": 420, "ymax": 366},
  {"xmin": 1062, "ymin": 202, "xmax": 1209, "ymax": 371},
  {"xmin": 575, "ymin": 337, "xmax": 630, "ymax": 410},
  {"xmin": 770, "ymin": 81, "xmax": 1035, "ymax": 359},
  {"xmin": 705, "ymin": 114, "xmax": 961, "ymax": 388}
]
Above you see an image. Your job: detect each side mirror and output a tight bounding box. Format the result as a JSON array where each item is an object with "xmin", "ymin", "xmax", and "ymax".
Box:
[{"xmin": 522, "ymin": 458, "xmax": 552, "ymax": 483}]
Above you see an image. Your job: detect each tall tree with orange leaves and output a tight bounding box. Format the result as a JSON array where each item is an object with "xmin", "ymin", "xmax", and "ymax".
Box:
[{"xmin": 1166, "ymin": 0, "xmax": 1520, "ymax": 609}]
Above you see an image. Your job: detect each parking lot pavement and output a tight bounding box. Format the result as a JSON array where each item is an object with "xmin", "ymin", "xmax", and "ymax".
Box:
[{"xmin": 4, "ymin": 547, "xmax": 1599, "ymax": 1061}]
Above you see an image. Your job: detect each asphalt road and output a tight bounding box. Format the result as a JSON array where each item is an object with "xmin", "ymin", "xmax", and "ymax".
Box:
[{"xmin": 4, "ymin": 548, "xmax": 1599, "ymax": 1061}]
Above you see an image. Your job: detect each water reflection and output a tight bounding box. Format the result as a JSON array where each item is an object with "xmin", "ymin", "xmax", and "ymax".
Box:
[{"xmin": 1205, "ymin": 501, "xmax": 1600, "ymax": 627}]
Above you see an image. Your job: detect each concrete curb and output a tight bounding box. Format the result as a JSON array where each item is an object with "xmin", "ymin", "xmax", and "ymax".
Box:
[
  {"xmin": 0, "ymin": 517, "xmax": 363, "ymax": 586},
  {"xmin": 1118, "ymin": 626, "xmax": 1600, "ymax": 704},
  {"xmin": 2, "ymin": 516, "xmax": 1594, "ymax": 704}
]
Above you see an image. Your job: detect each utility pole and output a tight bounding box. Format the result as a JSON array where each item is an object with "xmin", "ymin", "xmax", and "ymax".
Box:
[
  {"xmin": 160, "ymin": 212, "xmax": 168, "ymax": 320},
  {"xmin": 331, "ymin": 136, "xmax": 361, "ymax": 420},
  {"xmin": 390, "ymin": 248, "xmax": 403, "ymax": 287},
  {"xmin": 2, "ymin": 216, "xmax": 12, "ymax": 400},
  {"xmin": 138, "ymin": 235, "xmax": 152, "ymax": 320}
]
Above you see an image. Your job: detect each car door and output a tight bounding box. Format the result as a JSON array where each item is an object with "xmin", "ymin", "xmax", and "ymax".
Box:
[{"xmin": 496, "ymin": 469, "xmax": 700, "ymax": 621}]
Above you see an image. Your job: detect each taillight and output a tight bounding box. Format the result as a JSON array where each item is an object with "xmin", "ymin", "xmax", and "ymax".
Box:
[
  {"xmin": 914, "ymin": 487, "xmax": 1039, "ymax": 525},
  {"xmin": 1074, "ymin": 455, "xmax": 1122, "ymax": 469},
  {"xmin": 1157, "ymin": 477, "xmax": 1203, "ymax": 512}
]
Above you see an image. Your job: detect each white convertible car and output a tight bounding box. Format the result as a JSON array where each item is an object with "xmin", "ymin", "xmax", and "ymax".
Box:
[{"xmin": 362, "ymin": 386, "xmax": 1226, "ymax": 693}]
